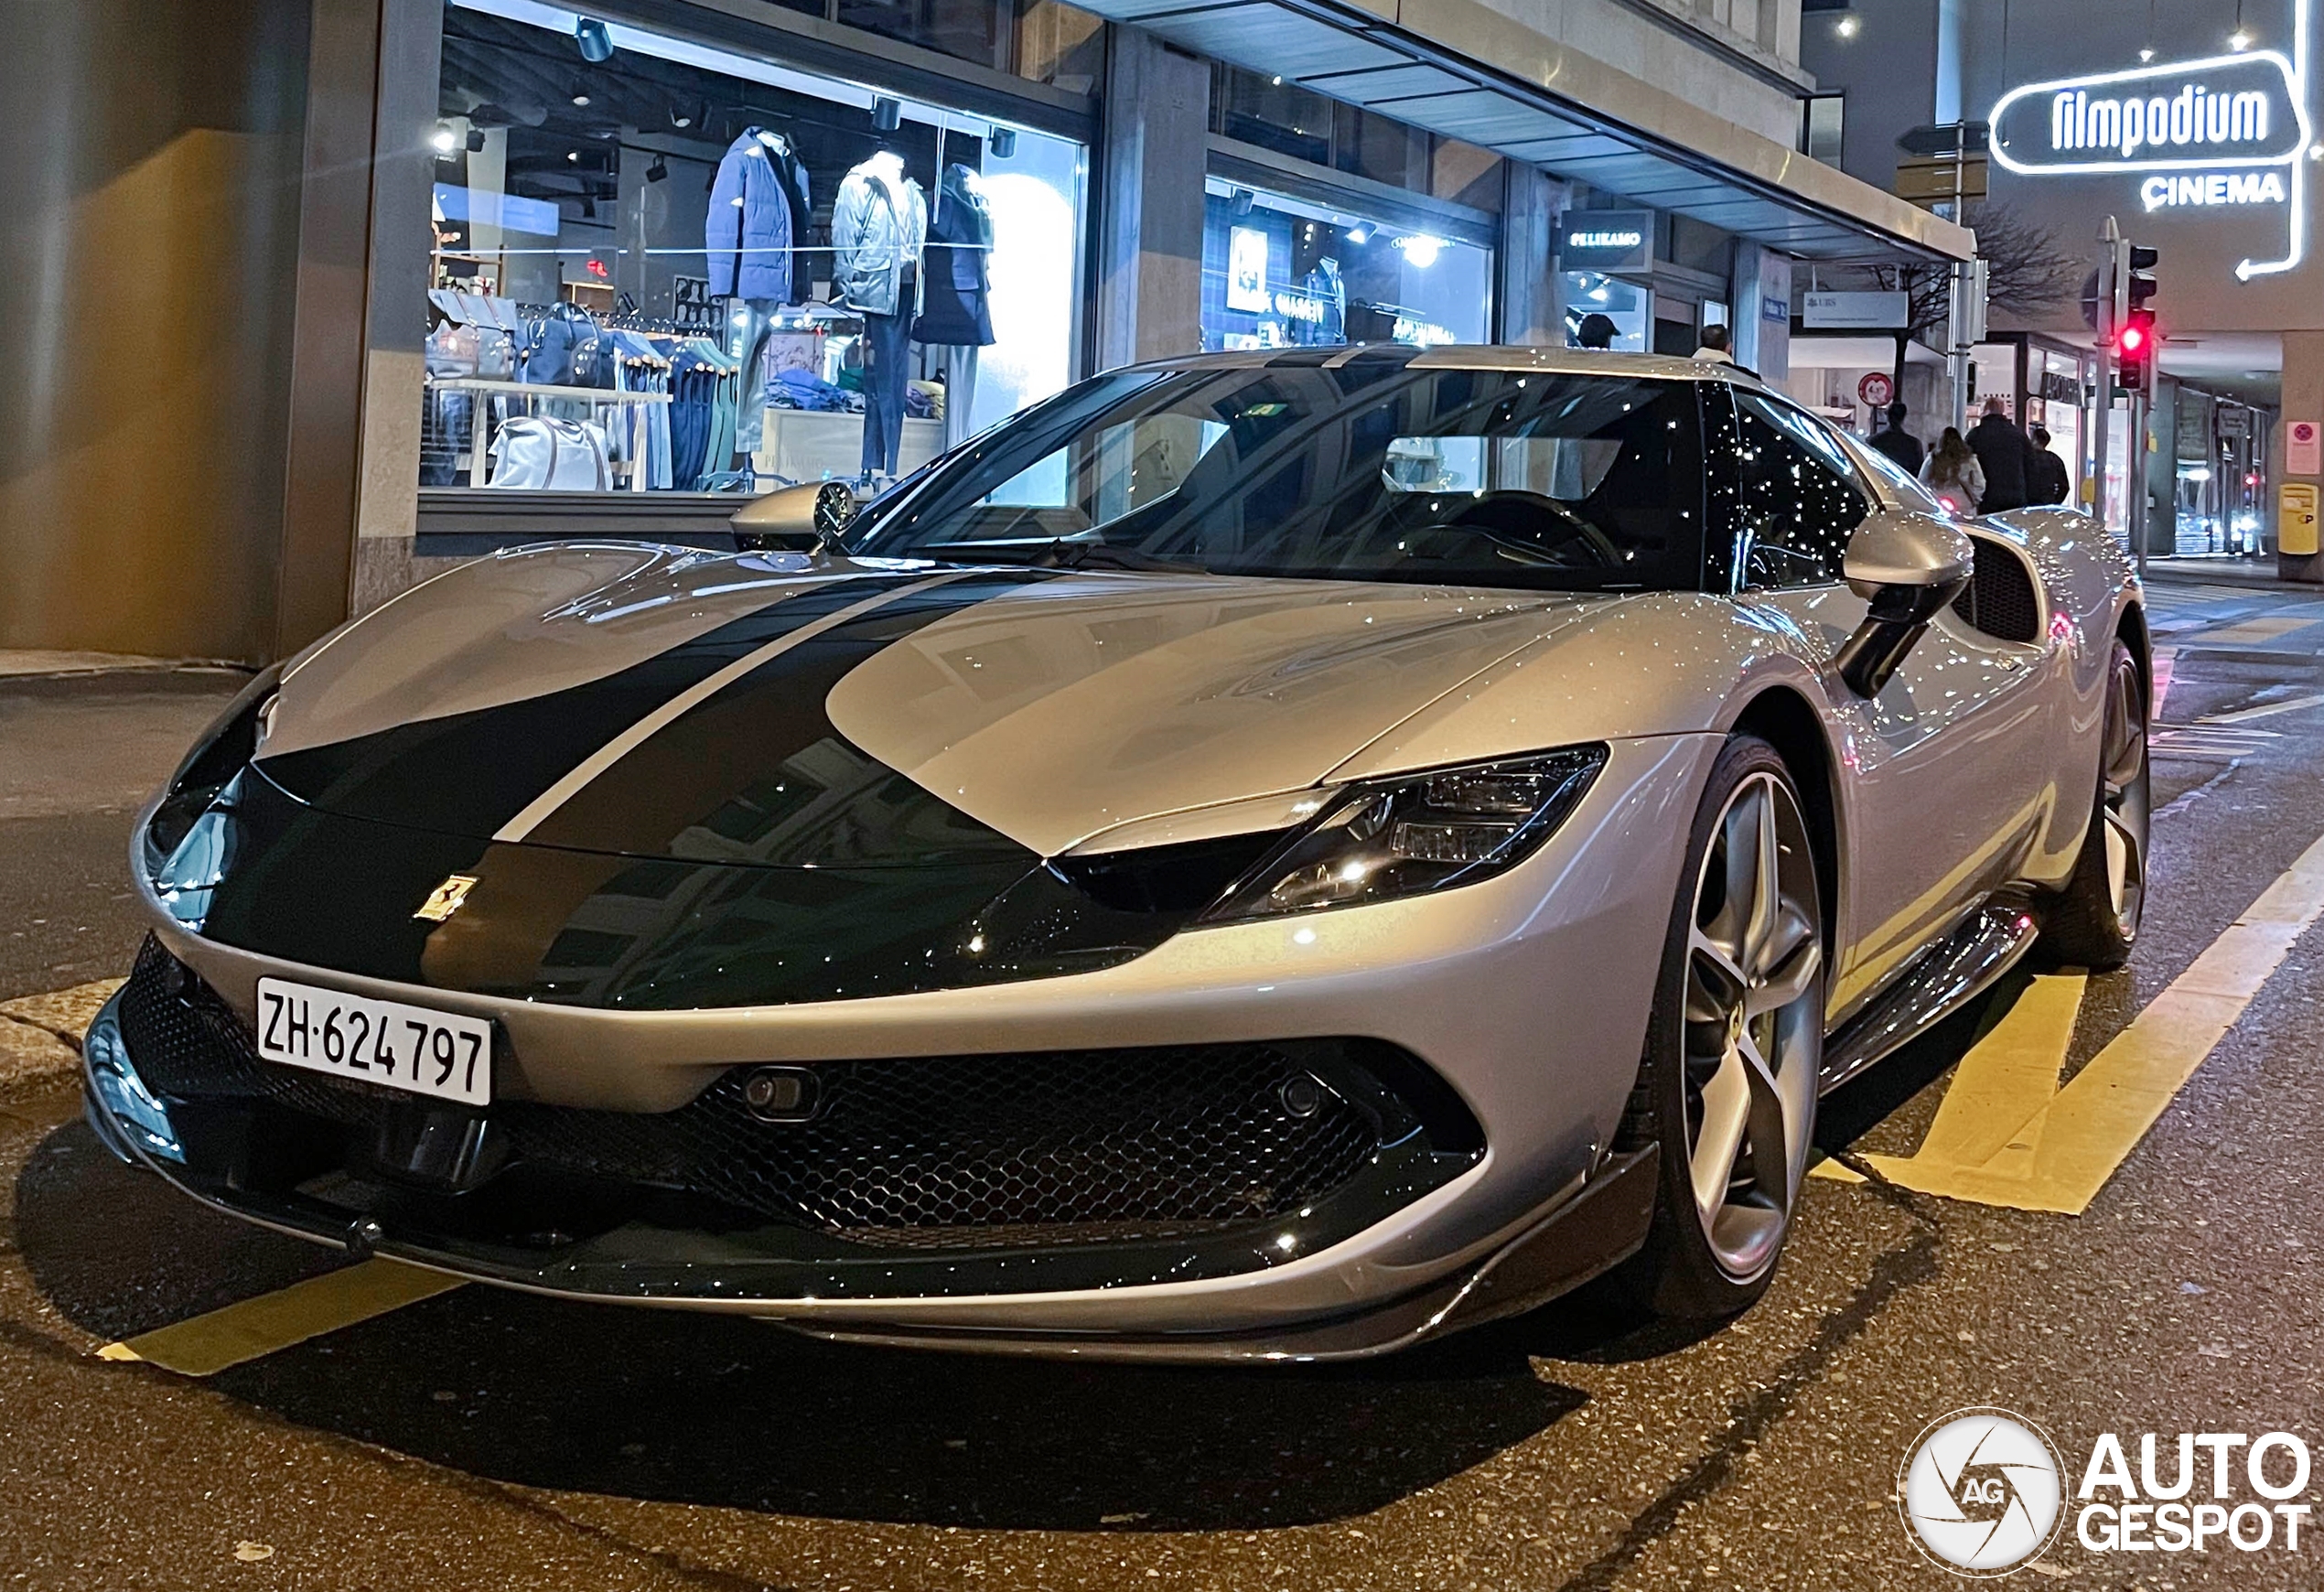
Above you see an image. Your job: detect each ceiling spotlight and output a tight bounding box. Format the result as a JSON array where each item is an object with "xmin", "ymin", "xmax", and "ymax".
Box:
[
  {"xmin": 1835, "ymin": 14, "xmax": 1859, "ymax": 38},
  {"xmin": 575, "ymin": 17, "xmax": 614, "ymax": 62},
  {"xmin": 2229, "ymin": 27, "xmax": 2254, "ymax": 49},
  {"xmin": 647, "ymin": 155, "xmax": 669, "ymax": 183},
  {"xmin": 1343, "ymin": 223, "xmax": 1371, "ymax": 244},
  {"xmin": 1271, "ymin": 75, "xmax": 1285, "ymax": 85},
  {"xmin": 466, "ymin": 127, "xmax": 487, "ymax": 153},
  {"xmin": 566, "ymin": 149, "xmax": 581, "ymax": 163},
  {"xmin": 989, "ymin": 125, "xmax": 1017, "ymax": 158},
  {"xmin": 570, "ymin": 79, "xmax": 592, "ymax": 107},
  {"xmin": 1232, "ymin": 187, "xmax": 1255, "ymax": 217},
  {"xmin": 2139, "ymin": 46, "xmax": 2156, "ymax": 61},
  {"xmin": 431, "ymin": 124, "xmax": 458, "ymax": 155},
  {"xmin": 669, "ymin": 102, "xmax": 697, "ymax": 130},
  {"xmin": 872, "ymin": 95, "xmax": 902, "ymax": 133}
]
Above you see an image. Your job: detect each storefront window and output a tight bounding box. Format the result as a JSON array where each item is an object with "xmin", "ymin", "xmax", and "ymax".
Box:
[
  {"xmin": 1199, "ymin": 180, "xmax": 1492, "ymax": 351},
  {"xmin": 422, "ymin": 0, "xmax": 1086, "ymax": 498},
  {"xmin": 1561, "ymin": 273, "xmax": 1649, "ymax": 351}
]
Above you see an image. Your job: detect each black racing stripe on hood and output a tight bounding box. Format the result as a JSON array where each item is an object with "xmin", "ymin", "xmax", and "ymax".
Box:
[
  {"xmin": 514, "ymin": 570, "xmax": 1044, "ymax": 863},
  {"xmin": 254, "ymin": 573, "xmax": 1016, "ymax": 844},
  {"xmin": 181, "ymin": 757, "xmax": 1188, "ymax": 1009}
]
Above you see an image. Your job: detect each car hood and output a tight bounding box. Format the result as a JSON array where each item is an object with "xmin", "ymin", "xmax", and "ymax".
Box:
[{"xmin": 256, "ymin": 545, "xmax": 1612, "ymax": 862}]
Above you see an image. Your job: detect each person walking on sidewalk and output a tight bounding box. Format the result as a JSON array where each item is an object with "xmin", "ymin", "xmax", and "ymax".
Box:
[
  {"xmin": 1967, "ymin": 397, "xmax": 2039, "ymax": 512},
  {"xmin": 1868, "ymin": 401, "xmax": 1923, "ymax": 475},
  {"xmin": 1921, "ymin": 425, "xmax": 1985, "ymax": 515}
]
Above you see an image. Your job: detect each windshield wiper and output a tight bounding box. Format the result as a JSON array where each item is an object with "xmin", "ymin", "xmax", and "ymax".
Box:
[{"xmin": 924, "ymin": 539, "xmax": 1203, "ymax": 574}]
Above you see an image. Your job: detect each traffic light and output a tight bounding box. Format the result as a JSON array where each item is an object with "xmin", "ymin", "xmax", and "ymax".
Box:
[
  {"xmin": 2115, "ymin": 308, "xmax": 2157, "ymax": 393},
  {"xmin": 2126, "ymin": 244, "xmax": 2159, "ymax": 314}
]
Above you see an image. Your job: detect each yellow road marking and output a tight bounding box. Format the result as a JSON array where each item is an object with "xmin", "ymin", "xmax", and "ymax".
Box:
[
  {"xmin": 2192, "ymin": 614, "xmax": 2319, "ymax": 647},
  {"xmin": 1816, "ymin": 830, "xmax": 2324, "ymax": 1213},
  {"xmin": 2202, "ymin": 692, "xmax": 2324, "ymax": 725},
  {"xmin": 96, "ymin": 1259, "xmax": 464, "ymax": 1376}
]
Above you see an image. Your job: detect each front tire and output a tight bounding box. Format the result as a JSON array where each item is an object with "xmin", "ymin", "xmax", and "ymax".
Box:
[
  {"xmin": 2040, "ymin": 638, "xmax": 2147, "ymax": 971},
  {"xmin": 1611, "ymin": 735, "xmax": 1825, "ymax": 1320}
]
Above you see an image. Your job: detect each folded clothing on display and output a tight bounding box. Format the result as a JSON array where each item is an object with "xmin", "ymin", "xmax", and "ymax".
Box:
[{"xmin": 769, "ymin": 365, "xmax": 856, "ymax": 413}]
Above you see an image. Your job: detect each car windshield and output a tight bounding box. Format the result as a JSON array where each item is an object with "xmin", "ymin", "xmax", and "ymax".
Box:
[{"xmin": 845, "ymin": 361, "xmax": 1708, "ymax": 591}]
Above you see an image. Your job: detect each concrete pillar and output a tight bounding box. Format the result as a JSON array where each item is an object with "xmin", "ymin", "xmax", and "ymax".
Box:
[
  {"xmin": 2278, "ymin": 330, "xmax": 2324, "ymax": 583},
  {"xmin": 1497, "ymin": 167, "xmax": 1566, "ymax": 348},
  {"xmin": 0, "ymin": 0, "xmax": 329, "ymax": 661},
  {"xmin": 1095, "ymin": 27, "xmax": 1209, "ymax": 369},
  {"xmin": 352, "ymin": 0, "xmax": 445, "ymax": 612},
  {"xmin": 1732, "ymin": 244, "xmax": 1791, "ymax": 382}
]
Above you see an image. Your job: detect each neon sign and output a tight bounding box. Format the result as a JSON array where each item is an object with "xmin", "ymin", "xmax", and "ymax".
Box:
[{"xmin": 1987, "ymin": 0, "xmax": 2313, "ymax": 279}]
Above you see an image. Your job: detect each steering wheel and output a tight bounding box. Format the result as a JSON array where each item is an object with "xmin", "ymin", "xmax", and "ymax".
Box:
[{"xmin": 1431, "ymin": 491, "xmax": 1625, "ymax": 568}]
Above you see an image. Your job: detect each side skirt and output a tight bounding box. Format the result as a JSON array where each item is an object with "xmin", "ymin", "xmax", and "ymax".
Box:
[{"xmin": 1819, "ymin": 895, "xmax": 2041, "ymax": 1092}]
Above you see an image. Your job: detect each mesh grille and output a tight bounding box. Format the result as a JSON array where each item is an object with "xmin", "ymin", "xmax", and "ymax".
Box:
[
  {"xmin": 1952, "ymin": 541, "xmax": 2041, "ymax": 643},
  {"xmin": 118, "ymin": 940, "xmax": 1384, "ymax": 1245}
]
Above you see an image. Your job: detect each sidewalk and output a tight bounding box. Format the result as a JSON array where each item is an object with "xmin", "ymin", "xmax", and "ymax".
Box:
[{"xmin": 2141, "ymin": 557, "xmax": 2319, "ymax": 591}]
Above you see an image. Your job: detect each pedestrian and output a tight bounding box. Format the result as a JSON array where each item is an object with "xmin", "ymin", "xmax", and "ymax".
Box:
[
  {"xmin": 1867, "ymin": 400, "xmax": 1923, "ymax": 476},
  {"xmin": 1575, "ymin": 312, "xmax": 1619, "ymax": 350},
  {"xmin": 1920, "ymin": 425, "xmax": 1985, "ymax": 514},
  {"xmin": 2028, "ymin": 425, "xmax": 2071, "ymax": 505},
  {"xmin": 1692, "ymin": 323, "xmax": 1757, "ymax": 378},
  {"xmin": 1966, "ymin": 396, "xmax": 2039, "ymax": 512}
]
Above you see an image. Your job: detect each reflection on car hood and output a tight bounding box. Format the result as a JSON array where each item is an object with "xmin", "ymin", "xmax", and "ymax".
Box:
[{"xmin": 257, "ymin": 545, "xmax": 1609, "ymax": 862}]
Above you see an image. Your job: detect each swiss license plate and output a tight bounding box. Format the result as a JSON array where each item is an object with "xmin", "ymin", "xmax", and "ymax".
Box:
[{"xmin": 255, "ymin": 977, "xmax": 492, "ymax": 1105}]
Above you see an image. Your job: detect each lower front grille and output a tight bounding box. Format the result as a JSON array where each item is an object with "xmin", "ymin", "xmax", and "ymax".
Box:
[{"xmin": 118, "ymin": 939, "xmax": 1467, "ymax": 1251}]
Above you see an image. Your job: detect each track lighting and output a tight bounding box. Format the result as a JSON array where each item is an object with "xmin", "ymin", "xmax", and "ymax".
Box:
[
  {"xmin": 575, "ymin": 17, "xmax": 614, "ymax": 61},
  {"xmin": 989, "ymin": 126, "xmax": 1017, "ymax": 158},
  {"xmin": 873, "ymin": 95, "xmax": 902, "ymax": 133},
  {"xmin": 1231, "ymin": 188, "xmax": 1255, "ymax": 217},
  {"xmin": 466, "ymin": 127, "xmax": 487, "ymax": 153},
  {"xmin": 570, "ymin": 79, "xmax": 591, "ymax": 107},
  {"xmin": 647, "ymin": 155, "xmax": 669, "ymax": 183},
  {"xmin": 431, "ymin": 124, "xmax": 458, "ymax": 155}
]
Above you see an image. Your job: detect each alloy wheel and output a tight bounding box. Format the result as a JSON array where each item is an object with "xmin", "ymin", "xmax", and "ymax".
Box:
[
  {"xmin": 1681, "ymin": 771, "xmax": 1823, "ymax": 1282},
  {"xmin": 2099, "ymin": 646, "xmax": 2150, "ymax": 937}
]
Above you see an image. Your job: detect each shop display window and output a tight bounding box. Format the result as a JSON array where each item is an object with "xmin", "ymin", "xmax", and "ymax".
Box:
[
  {"xmin": 1198, "ymin": 181, "xmax": 1492, "ymax": 352},
  {"xmin": 422, "ymin": 0, "xmax": 1086, "ymax": 499},
  {"xmin": 1561, "ymin": 273, "xmax": 1648, "ymax": 351}
]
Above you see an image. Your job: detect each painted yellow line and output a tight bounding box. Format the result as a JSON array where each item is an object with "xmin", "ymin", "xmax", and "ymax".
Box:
[
  {"xmin": 1807, "ymin": 973, "xmax": 2085, "ymax": 1188},
  {"xmin": 2192, "ymin": 614, "xmax": 2319, "ymax": 647},
  {"xmin": 96, "ymin": 1259, "xmax": 465, "ymax": 1376},
  {"xmin": 1839, "ymin": 829, "xmax": 2324, "ymax": 1214},
  {"xmin": 2202, "ymin": 692, "xmax": 2324, "ymax": 726}
]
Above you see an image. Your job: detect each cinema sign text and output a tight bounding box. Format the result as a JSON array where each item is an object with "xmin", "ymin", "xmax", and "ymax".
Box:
[{"xmin": 1990, "ymin": 52, "xmax": 2308, "ymax": 177}]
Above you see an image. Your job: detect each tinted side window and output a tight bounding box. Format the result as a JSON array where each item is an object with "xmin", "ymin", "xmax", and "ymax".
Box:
[{"xmin": 1727, "ymin": 392, "xmax": 1871, "ymax": 588}]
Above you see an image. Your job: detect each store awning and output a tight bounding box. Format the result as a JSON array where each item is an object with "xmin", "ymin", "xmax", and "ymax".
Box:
[{"xmin": 1082, "ymin": 0, "xmax": 1976, "ymax": 263}]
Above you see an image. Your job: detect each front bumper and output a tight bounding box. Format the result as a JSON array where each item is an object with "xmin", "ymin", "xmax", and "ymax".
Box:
[
  {"xmin": 101, "ymin": 733, "xmax": 1713, "ymax": 1357},
  {"xmin": 83, "ymin": 971, "xmax": 1658, "ymax": 1361}
]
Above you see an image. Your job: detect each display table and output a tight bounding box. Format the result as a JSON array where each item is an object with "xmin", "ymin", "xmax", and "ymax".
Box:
[
  {"xmin": 751, "ymin": 409, "xmax": 941, "ymax": 484},
  {"xmin": 426, "ymin": 378, "xmax": 670, "ymax": 486}
]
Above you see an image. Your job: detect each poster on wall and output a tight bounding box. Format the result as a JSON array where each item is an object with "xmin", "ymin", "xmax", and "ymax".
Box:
[
  {"xmin": 2291, "ymin": 420, "xmax": 2322, "ymax": 476},
  {"xmin": 1227, "ymin": 226, "xmax": 1271, "ymax": 313},
  {"xmin": 672, "ymin": 275, "xmax": 716, "ymax": 330}
]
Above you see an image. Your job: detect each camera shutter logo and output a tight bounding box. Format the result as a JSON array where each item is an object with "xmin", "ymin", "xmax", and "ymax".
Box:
[{"xmin": 1899, "ymin": 1408, "xmax": 2066, "ymax": 1576}]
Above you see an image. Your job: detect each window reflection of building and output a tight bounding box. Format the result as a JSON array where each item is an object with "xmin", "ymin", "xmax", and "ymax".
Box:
[{"xmin": 1199, "ymin": 182, "xmax": 1492, "ymax": 351}]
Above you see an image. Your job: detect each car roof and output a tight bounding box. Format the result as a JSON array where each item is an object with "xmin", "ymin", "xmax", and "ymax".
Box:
[{"xmin": 1129, "ymin": 345, "xmax": 1764, "ymax": 384}]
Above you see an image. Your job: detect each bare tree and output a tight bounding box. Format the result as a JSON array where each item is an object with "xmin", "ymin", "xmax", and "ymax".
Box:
[{"xmin": 1836, "ymin": 202, "xmax": 2084, "ymax": 388}]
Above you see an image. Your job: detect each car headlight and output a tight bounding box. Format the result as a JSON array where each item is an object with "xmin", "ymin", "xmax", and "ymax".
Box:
[
  {"xmin": 1201, "ymin": 746, "xmax": 1608, "ymax": 923},
  {"xmin": 144, "ymin": 663, "xmax": 281, "ymax": 868}
]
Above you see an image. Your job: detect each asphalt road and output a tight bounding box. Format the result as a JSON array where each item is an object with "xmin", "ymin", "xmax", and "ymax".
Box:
[{"xmin": 7, "ymin": 564, "xmax": 2324, "ymax": 1590}]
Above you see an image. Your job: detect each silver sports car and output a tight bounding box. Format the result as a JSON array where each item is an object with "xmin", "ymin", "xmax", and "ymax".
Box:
[{"xmin": 86, "ymin": 348, "xmax": 2147, "ymax": 1361}]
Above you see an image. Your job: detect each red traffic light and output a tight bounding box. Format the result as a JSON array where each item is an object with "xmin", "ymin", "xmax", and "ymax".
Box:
[{"xmin": 2117, "ymin": 322, "xmax": 2147, "ymax": 355}]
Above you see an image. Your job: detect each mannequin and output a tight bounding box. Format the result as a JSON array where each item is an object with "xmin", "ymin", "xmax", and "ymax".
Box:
[
  {"xmin": 707, "ymin": 124, "xmax": 813, "ymax": 468},
  {"xmin": 1304, "ymin": 254, "xmax": 1347, "ymax": 344},
  {"xmin": 913, "ymin": 161, "xmax": 997, "ymax": 449},
  {"xmin": 831, "ymin": 148, "xmax": 928, "ymax": 479}
]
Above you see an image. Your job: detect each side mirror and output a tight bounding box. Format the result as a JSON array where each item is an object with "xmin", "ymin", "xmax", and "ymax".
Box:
[
  {"xmin": 1833, "ymin": 510, "xmax": 1975, "ymax": 697},
  {"xmin": 730, "ymin": 480, "xmax": 859, "ymax": 553}
]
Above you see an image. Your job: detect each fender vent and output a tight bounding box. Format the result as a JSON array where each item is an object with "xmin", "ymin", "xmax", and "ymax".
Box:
[{"xmin": 1951, "ymin": 541, "xmax": 2041, "ymax": 643}]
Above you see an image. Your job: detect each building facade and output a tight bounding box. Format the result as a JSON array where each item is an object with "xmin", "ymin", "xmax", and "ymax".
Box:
[{"xmin": 0, "ymin": 0, "xmax": 1969, "ymax": 662}]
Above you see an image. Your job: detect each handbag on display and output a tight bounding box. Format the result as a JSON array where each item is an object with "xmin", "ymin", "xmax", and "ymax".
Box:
[
  {"xmin": 487, "ymin": 417, "xmax": 612, "ymax": 490},
  {"xmin": 521, "ymin": 302, "xmax": 598, "ymax": 386},
  {"xmin": 425, "ymin": 319, "xmax": 481, "ymax": 378}
]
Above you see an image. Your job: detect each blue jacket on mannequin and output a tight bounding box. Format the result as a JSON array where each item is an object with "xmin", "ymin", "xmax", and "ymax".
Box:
[{"xmin": 705, "ymin": 129, "xmax": 812, "ymax": 304}]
